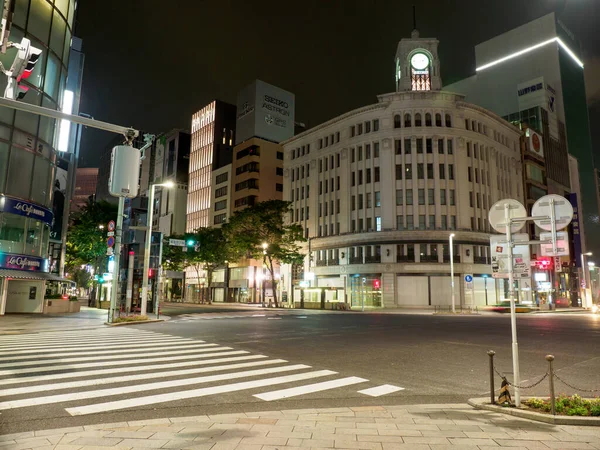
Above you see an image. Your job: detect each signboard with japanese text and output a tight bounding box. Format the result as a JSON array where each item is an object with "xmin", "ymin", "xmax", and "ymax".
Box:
[
  {"xmin": 567, "ymin": 193, "xmax": 583, "ymax": 267},
  {"xmin": 490, "ymin": 234, "xmax": 531, "ymax": 279}
]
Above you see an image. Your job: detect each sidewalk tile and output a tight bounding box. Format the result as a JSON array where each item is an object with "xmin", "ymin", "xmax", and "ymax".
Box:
[
  {"xmin": 106, "ymin": 431, "xmax": 154, "ymax": 439},
  {"xmin": 549, "ymin": 432, "xmax": 600, "ymax": 442},
  {"xmin": 448, "ymin": 437, "xmax": 498, "ymax": 446},
  {"xmin": 54, "ymin": 445, "xmax": 85, "ymax": 450},
  {"xmin": 76, "ymin": 447, "xmax": 133, "ymax": 450},
  {"xmin": 209, "ymin": 424, "xmax": 253, "ymax": 431},
  {"xmin": 208, "ymin": 414, "xmax": 248, "ymax": 420},
  {"xmin": 297, "ymin": 438, "xmax": 337, "ymax": 448},
  {"xmin": 355, "ymin": 424, "xmax": 398, "ymax": 430},
  {"xmin": 381, "ymin": 445, "xmax": 429, "ymax": 450},
  {"xmin": 239, "ymin": 437, "xmax": 288, "ymax": 446},
  {"xmin": 464, "ymin": 431, "xmax": 513, "ymax": 439},
  {"xmin": 230, "ymin": 445, "xmax": 262, "ymax": 450},
  {"xmin": 310, "ymin": 432, "xmax": 347, "ymax": 441},
  {"xmin": 373, "ymin": 419, "xmax": 415, "ymax": 425},
  {"xmin": 280, "ymin": 408, "xmax": 320, "ymax": 414},
  {"xmin": 336, "ymin": 418, "xmax": 376, "ymax": 424},
  {"xmin": 354, "ymin": 412, "xmax": 392, "ymax": 419},
  {"xmin": 34, "ymin": 427, "xmax": 85, "ymax": 437},
  {"xmin": 541, "ymin": 442, "xmax": 595, "ymax": 449},
  {"xmin": 169, "ymin": 415, "xmax": 211, "ymax": 423},
  {"xmin": 0, "ymin": 440, "xmax": 17, "ymax": 448},
  {"xmin": 277, "ymin": 420, "xmax": 317, "ymax": 427},
  {"xmin": 127, "ymin": 418, "xmax": 171, "ymax": 427},
  {"xmin": 316, "ymin": 408, "xmax": 353, "ymax": 414},
  {"xmin": 237, "ymin": 418, "xmax": 277, "ymax": 425},
  {"xmin": 83, "ymin": 423, "xmax": 129, "ymax": 431},
  {"xmin": 0, "ymin": 432, "xmax": 34, "ymax": 442},
  {"xmin": 59, "ymin": 431, "xmax": 115, "ymax": 444},
  {"xmin": 267, "ymin": 431, "xmax": 312, "ymax": 439},
  {"xmin": 377, "ymin": 429, "xmax": 422, "ymax": 437},
  {"xmin": 120, "ymin": 438, "xmax": 168, "ymax": 448},
  {"xmin": 69, "ymin": 437, "xmax": 124, "ymax": 447},
  {"xmin": 401, "ymin": 436, "xmax": 450, "ymax": 445},
  {"xmin": 183, "ymin": 444, "xmax": 216, "ymax": 450},
  {"xmin": 506, "ymin": 432, "xmax": 558, "ymax": 441},
  {"xmin": 335, "ymin": 429, "xmax": 378, "ymax": 436},
  {"xmin": 153, "ymin": 432, "xmax": 197, "ymax": 441},
  {"xmin": 351, "ymin": 407, "xmax": 386, "ymax": 412},
  {"xmin": 420, "ymin": 430, "xmax": 467, "ymax": 438},
  {"xmin": 412, "ymin": 419, "xmax": 454, "ymax": 425},
  {"xmin": 4, "ymin": 438, "xmax": 52, "ymax": 450},
  {"xmin": 428, "ymin": 445, "xmax": 479, "ymax": 450},
  {"xmin": 333, "ymin": 441, "xmax": 382, "ymax": 450},
  {"xmin": 261, "ymin": 446, "xmax": 302, "ymax": 450},
  {"xmin": 355, "ymin": 435, "xmax": 404, "ymax": 443},
  {"xmin": 250, "ymin": 425, "xmax": 293, "ymax": 433},
  {"xmin": 493, "ymin": 440, "xmax": 551, "ymax": 448}
]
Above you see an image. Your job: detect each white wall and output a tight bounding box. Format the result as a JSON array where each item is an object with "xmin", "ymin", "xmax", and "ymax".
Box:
[
  {"xmin": 5, "ymin": 280, "xmax": 45, "ymax": 313},
  {"xmin": 429, "ymin": 276, "xmax": 459, "ymax": 306},
  {"xmin": 397, "ymin": 276, "xmax": 428, "ymax": 306}
]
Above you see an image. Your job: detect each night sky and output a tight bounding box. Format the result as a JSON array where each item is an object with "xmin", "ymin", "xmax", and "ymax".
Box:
[{"xmin": 75, "ymin": 0, "xmax": 600, "ymax": 168}]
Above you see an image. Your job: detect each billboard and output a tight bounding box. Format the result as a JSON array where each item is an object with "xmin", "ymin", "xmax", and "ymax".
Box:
[{"xmin": 235, "ymin": 80, "xmax": 295, "ymax": 145}]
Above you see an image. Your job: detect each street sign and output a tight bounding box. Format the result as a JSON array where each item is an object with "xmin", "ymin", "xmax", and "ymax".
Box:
[
  {"xmin": 490, "ymin": 234, "xmax": 531, "ymax": 279},
  {"xmin": 169, "ymin": 238, "xmax": 186, "ymax": 247},
  {"xmin": 554, "ymin": 256, "xmax": 562, "ymax": 273},
  {"xmin": 488, "ymin": 199, "xmax": 527, "ymax": 234},
  {"xmin": 298, "ymin": 280, "xmax": 309, "ymax": 288},
  {"xmin": 464, "ymin": 274, "xmax": 473, "ymax": 290},
  {"xmin": 107, "ymin": 236, "xmax": 115, "ymax": 247},
  {"xmin": 540, "ymin": 231, "xmax": 570, "ymax": 256},
  {"xmin": 532, "ymin": 194, "xmax": 573, "ymax": 231},
  {"xmin": 107, "ymin": 220, "xmax": 116, "ymax": 232},
  {"xmin": 107, "ymin": 231, "xmax": 115, "ymax": 237},
  {"xmin": 106, "ymin": 247, "xmax": 113, "ymax": 256},
  {"xmin": 464, "ymin": 274, "xmax": 473, "ymax": 283}
]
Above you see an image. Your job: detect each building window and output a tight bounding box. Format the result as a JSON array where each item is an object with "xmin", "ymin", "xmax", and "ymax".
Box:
[
  {"xmin": 426, "ymin": 138, "xmax": 432, "ymax": 154},
  {"xmin": 366, "ymin": 168, "xmax": 371, "ymax": 183},
  {"xmin": 373, "ymin": 119, "xmax": 379, "ymax": 131},
  {"xmin": 374, "ymin": 142, "xmax": 380, "ymax": 158},
  {"xmin": 445, "ymin": 114, "xmax": 452, "ymax": 127},
  {"xmin": 447, "ymin": 139, "xmax": 453, "ymax": 154},
  {"xmin": 376, "ymin": 216, "xmax": 382, "ymax": 231},
  {"xmin": 336, "ymin": 153, "xmax": 340, "ymax": 167},
  {"xmin": 415, "ymin": 113, "xmax": 422, "ymax": 127},
  {"xmin": 394, "ymin": 114, "xmax": 401, "ymax": 128},
  {"xmin": 439, "ymin": 164, "xmax": 445, "ymax": 179},
  {"xmin": 276, "ymin": 183, "xmax": 283, "ymax": 192},
  {"xmin": 336, "ymin": 131, "xmax": 340, "ymax": 142},
  {"xmin": 214, "ymin": 213, "xmax": 227, "ymax": 225},
  {"xmin": 396, "ymin": 164, "xmax": 403, "ymax": 180},
  {"xmin": 366, "ymin": 193, "xmax": 371, "ymax": 208},
  {"xmin": 417, "ymin": 163, "xmax": 424, "ymax": 179},
  {"xmin": 276, "ymin": 167, "xmax": 283, "ymax": 176},
  {"xmin": 416, "ymin": 138, "xmax": 423, "ymax": 154},
  {"xmin": 429, "ymin": 215, "xmax": 436, "ymax": 230},
  {"xmin": 235, "ymin": 179, "xmax": 259, "ymax": 191},
  {"xmin": 352, "ymin": 172, "xmax": 355, "ymax": 186},
  {"xmin": 404, "ymin": 138, "xmax": 411, "ymax": 154},
  {"xmin": 276, "ymin": 151, "xmax": 284, "ymax": 160},
  {"xmin": 449, "ymin": 189, "xmax": 455, "ymax": 205},
  {"xmin": 465, "ymin": 118, "xmax": 469, "ymax": 130},
  {"xmin": 419, "ymin": 215, "xmax": 426, "ymax": 230},
  {"xmin": 358, "ymin": 170, "xmax": 363, "ymax": 185},
  {"xmin": 336, "ymin": 199, "xmax": 340, "ymax": 214},
  {"xmin": 351, "ymin": 148, "xmax": 355, "ymax": 163},
  {"xmin": 375, "ymin": 167, "xmax": 380, "ymax": 182},
  {"xmin": 396, "ymin": 215, "xmax": 404, "ymax": 230},
  {"xmin": 467, "ymin": 142, "xmax": 471, "ymax": 157},
  {"xmin": 448, "ymin": 164, "xmax": 454, "ymax": 180},
  {"xmin": 405, "ymin": 165, "xmax": 412, "ymax": 180},
  {"xmin": 216, "ymin": 172, "xmax": 228, "ymax": 184},
  {"xmin": 365, "ymin": 143, "xmax": 371, "ymax": 159},
  {"xmin": 418, "ymin": 188, "xmax": 425, "ymax": 205},
  {"xmin": 441, "ymin": 216, "xmax": 448, "ymax": 230},
  {"xmin": 407, "ymin": 215, "xmax": 414, "ymax": 230},
  {"xmin": 440, "ymin": 188, "xmax": 446, "ymax": 205},
  {"xmin": 425, "ymin": 113, "xmax": 432, "ymax": 126},
  {"xmin": 365, "ymin": 121, "xmax": 371, "ymax": 133},
  {"xmin": 436, "ymin": 113, "xmax": 442, "ymax": 127},
  {"xmin": 428, "ymin": 188, "xmax": 434, "ymax": 205},
  {"xmin": 475, "ymin": 169, "xmax": 479, "ymax": 184},
  {"xmin": 214, "ymin": 200, "xmax": 227, "ymax": 211},
  {"xmin": 395, "ymin": 139, "xmax": 402, "ymax": 155},
  {"xmin": 358, "ymin": 146, "xmax": 363, "ymax": 161},
  {"xmin": 468, "ymin": 167, "xmax": 472, "ymax": 182},
  {"xmin": 406, "ymin": 189, "xmax": 413, "ymax": 205},
  {"xmin": 404, "ymin": 113, "xmax": 411, "ymax": 127},
  {"xmin": 375, "ymin": 191, "xmax": 381, "ymax": 207},
  {"xmin": 450, "ymin": 215, "xmax": 456, "ymax": 229},
  {"xmin": 352, "ymin": 195, "xmax": 356, "ymax": 211},
  {"xmin": 351, "ymin": 126, "xmax": 355, "ymax": 137},
  {"xmin": 438, "ymin": 139, "xmax": 444, "ymax": 154},
  {"xmin": 396, "ymin": 189, "xmax": 403, "ymax": 206},
  {"xmin": 427, "ymin": 163, "xmax": 433, "ymax": 179},
  {"xmin": 469, "ymin": 192, "xmax": 473, "ymax": 207},
  {"xmin": 336, "ymin": 176, "xmax": 340, "ymax": 190},
  {"xmin": 215, "ymin": 186, "xmax": 228, "ymax": 197},
  {"xmin": 358, "ymin": 194, "xmax": 363, "ymax": 209},
  {"xmin": 358, "ymin": 123, "xmax": 363, "ymax": 134},
  {"xmin": 477, "ymin": 193, "xmax": 481, "ymax": 208}
]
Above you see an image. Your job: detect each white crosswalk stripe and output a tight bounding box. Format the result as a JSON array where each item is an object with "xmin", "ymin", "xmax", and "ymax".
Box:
[{"xmin": 0, "ymin": 327, "xmax": 404, "ymax": 417}]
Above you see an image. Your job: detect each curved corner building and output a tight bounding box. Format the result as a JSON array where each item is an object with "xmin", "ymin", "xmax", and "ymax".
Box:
[
  {"xmin": 0, "ymin": 0, "xmax": 76, "ymax": 314},
  {"xmin": 281, "ymin": 30, "xmax": 525, "ymax": 308}
]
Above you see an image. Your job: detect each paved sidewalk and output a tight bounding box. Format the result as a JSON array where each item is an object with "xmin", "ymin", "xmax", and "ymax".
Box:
[{"xmin": 2, "ymin": 405, "xmax": 599, "ymax": 449}]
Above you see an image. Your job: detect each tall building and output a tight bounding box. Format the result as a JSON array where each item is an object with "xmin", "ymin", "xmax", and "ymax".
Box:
[
  {"xmin": 444, "ymin": 13, "xmax": 597, "ymax": 265},
  {"xmin": 280, "ymin": 29, "xmax": 524, "ymax": 308},
  {"xmin": 0, "ymin": 0, "xmax": 77, "ymax": 314},
  {"xmin": 186, "ymin": 100, "xmax": 236, "ymax": 233},
  {"xmin": 72, "ymin": 167, "xmax": 98, "ymax": 210}
]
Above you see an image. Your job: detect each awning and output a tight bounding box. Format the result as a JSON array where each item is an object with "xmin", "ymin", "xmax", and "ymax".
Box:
[{"xmin": 0, "ymin": 269, "xmax": 74, "ymax": 283}]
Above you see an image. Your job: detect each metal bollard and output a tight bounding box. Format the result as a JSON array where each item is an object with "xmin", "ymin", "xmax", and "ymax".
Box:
[
  {"xmin": 487, "ymin": 350, "xmax": 496, "ymax": 404},
  {"xmin": 546, "ymin": 354, "xmax": 556, "ymax": 415}
]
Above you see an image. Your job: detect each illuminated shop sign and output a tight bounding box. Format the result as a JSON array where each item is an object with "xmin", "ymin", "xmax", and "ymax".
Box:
[
  {"xmin": 0, "ymin": 252, "xmax": 49, "ymax": 272},
  {"xmin": 0, "ymin": 195, "xmax": 53, "ymax": 226}
]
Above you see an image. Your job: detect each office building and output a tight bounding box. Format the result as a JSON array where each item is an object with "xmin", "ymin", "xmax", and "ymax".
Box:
[
  {"xmin": 72, "ymin": 167, "xmax": 98, "ymax": 210},
  {"xmin": 280, "ymin": 29, "xmax": 524, "ymax": 308},
  {"xmin": 0, "ymin": 0, "xmax": 77, "ymax": 314}
]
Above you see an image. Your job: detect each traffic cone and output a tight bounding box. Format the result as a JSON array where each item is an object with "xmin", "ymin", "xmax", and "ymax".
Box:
[{"xmin": 498, "ymin": 377, "xmax": 513, "ymax": 405}]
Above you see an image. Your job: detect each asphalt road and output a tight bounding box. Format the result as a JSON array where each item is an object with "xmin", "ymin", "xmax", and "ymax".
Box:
[{"xmin": 1, "ymin": 306, "xmax": 599, "ymax": 434}]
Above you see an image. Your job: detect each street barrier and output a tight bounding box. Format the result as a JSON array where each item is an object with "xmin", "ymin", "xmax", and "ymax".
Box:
[{"xmin": 486, "ymin": 350, "xmax": 599, "ymax": 415}]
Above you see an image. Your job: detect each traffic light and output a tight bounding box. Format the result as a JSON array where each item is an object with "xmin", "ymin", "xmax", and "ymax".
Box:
[
  {"xmin": 4, "ymin": 38, "xmax": 43, "ymax": 100},
  {"xmin": 536, "ymin": 257, "xmax": 552, "ymax": 270},
  {"xmin": 186, "ymin": 239, "xmax": 196, "ymax": 247},
  {"xmin": 373, "ymin": 279, "xmax": 381, "ymax": 290},
  {"xmin": 98, "ymin": 277, "xmax": 105, "ymax": 284}
]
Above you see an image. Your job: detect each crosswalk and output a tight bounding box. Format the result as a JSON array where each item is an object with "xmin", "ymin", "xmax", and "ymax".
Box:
[
  {"xmin": 174, "ymin": 311, "xmax": 305, "ymax": 321},
  {"xmin": 0, "ymin": 328, "xmax": 404, "ymax": 417}
]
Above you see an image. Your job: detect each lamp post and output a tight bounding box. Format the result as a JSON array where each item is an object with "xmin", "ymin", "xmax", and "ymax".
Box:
[
  {"xmin": 141, "ymin": 181, "xmax": 174, "ymax": 316},
  {"xmin": 262, "ymin": 242, "xmax": 268, "ymax": 306},
  {"xmin": 581, "ymin": 252, "xmax": 592, "ymax": 308},
  {"xmin": 589, "ymin": 262, "xmax": 596, "ymax": 301},
  {"xmin": 449, "ymin": 233, "xmax": 456, "ymax": 313}
]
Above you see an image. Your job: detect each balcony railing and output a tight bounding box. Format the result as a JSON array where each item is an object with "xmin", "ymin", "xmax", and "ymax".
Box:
[
  {"xmin": 420, "ymin": 255, "xmax": 439, "ymax": 263},
  {"xmin": 474, "ymin": 256, "xmax": 490, "ymax": 264},
  {"xmin": 349, "ymin": 256, "xmax": 363, "ymax": 265},
  {"xmin": 397, "ymin": 255, "xmax": 415, "ymax": 263},
  {"xmin": 315, "ymin": 259, "xmax": 328, "ymax": 267},
  {"xmin": 327, "ymin": 259, "xmax": 340, "ymax": 266},
  {"xmin": 443, "ymin": 255, "xmax": 461, "ymax": 263},
  {"xmin": 364, "ymin": 255, "xmax": 381, "ymax": 264}
]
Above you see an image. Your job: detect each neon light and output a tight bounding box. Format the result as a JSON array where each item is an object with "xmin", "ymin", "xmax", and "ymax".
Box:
[
  {"xmin": 57, "ymin": 90, "xmax": 74, "ymax": 152},
  {"xmin": 476, "ymin": 37, "xmax": 583, "ymax": 71}
]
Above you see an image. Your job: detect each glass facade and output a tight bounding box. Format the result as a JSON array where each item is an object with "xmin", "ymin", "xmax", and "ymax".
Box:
[{"xmin": 0, "ymin": 0, "xmax": 75, "ymax": 273}]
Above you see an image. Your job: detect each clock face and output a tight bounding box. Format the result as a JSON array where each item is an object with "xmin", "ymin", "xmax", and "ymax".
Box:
[{"xmin": 411, "ymin": 53, "xmax": 429, "ymax": 70}]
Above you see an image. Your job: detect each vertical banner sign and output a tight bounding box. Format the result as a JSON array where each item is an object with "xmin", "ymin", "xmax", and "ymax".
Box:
[
  {"xmin": 50, "ymin": 158, "xmax": 69, "ymax": 242},
  {"xmin": 566, "ymin": 193, "xmax": 582, "ymax": 268}
]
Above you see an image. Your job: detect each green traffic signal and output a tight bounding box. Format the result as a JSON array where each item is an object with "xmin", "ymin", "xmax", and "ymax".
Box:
[
  {"xmin": 98, "ymin": 277, "xmax": 105, "ymax": 284},
  {"xmin": 186, "ymin": 239, "xmax": 196, "ymax": 247}
]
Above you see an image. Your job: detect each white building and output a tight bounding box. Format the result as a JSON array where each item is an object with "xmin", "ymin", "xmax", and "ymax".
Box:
[{"xmin": 280, "ymin": 30, "xmax": 525, "ymax": 309}]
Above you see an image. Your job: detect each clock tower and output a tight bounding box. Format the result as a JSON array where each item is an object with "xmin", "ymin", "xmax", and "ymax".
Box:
[{"xmin": 395, "ymin": 29, "xmax": 442, "ymax": 92}]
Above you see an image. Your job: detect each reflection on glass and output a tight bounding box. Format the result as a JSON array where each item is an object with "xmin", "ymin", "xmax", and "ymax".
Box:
[{"xmin": 0, "ymin": 213, "xmax": 26, "ymax": 254}]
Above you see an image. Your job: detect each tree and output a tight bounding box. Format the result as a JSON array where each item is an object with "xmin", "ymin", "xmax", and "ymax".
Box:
[
  {"xmin": 65, "ymin": 200, "xmax": 117, "ymax": 275},
  {"xmin": 224, "ymin": 200, "xmax": 305, "ymax": 307},
  {"xmin": 162, "ymin": 228, "xmax": 229, "ymax": 303}
]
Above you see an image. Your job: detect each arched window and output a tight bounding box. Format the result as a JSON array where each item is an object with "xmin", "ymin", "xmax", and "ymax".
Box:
[
  {"xmin": 436, "ymin": 113, "xmax": 442, "ymax": 127},
  {"xmin": 425, "ymin": 113, "xmax": 432, "ymax": 127},
  {"xmin": 404, "ymin": 113, "xmax": 412, "ymax": 127},
  {"xmin": 394, "ymin": 114, "xmax": 401, "ymax": 129},
  {"xmin": 465, "ymin": 119, "xmax": 469, "ymax": 130},
  {"xmin": 415, "ymin": 113, "xmax": 422, "ymax": 127},
  {"xmin": 445, "ymin": 114, "xmax": 452, "ymax": 127}
]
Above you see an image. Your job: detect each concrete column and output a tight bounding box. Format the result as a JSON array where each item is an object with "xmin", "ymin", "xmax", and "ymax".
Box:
[
  {"xmin": 126, "ymin": 250, "xmax": 134, "ymax": 312},
  {"xmin": 0, "ymin": 278, "xmax": 7, "ymax": 315}
]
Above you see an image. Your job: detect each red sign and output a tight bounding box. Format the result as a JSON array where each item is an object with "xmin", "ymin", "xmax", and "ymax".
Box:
[{"xmin": 107, "ymin": 220, "xmax": 116, "ymax": 232}]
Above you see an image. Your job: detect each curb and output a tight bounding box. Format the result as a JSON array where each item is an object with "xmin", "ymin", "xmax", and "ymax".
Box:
[
  {"xmin": 104, "ymin": 319, "xmax": 165, "ymax": 327},
  {"xmin": 468, "ymin": 397, "xmax": 600, "ymax": 426}
]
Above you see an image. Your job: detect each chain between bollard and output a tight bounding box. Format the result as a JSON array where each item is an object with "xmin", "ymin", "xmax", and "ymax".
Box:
[
  {"xmin": 553, "ymin": 372, "xmax": 600, "ymax": 393},
  {"xmin": 493, "ymin": 365, "xmax": 549, "ymax": 390}
]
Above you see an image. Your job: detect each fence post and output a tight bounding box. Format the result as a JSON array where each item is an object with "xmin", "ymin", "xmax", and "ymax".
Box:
[
  {"xmin": 487, "ymin": 350, "xmax": 496, "ymax": 404},
  {"xmin": 546, "ymin": 354, "xmax": 556, "ymax": 415}
]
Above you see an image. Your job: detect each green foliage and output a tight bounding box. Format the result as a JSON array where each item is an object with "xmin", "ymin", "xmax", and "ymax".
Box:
[
  {"xmin": 223, "ymin": 200, "xmax": 306, "ymax": 306},
  {"xmin": 525, "ymin": 395, "xmax": 600, "ymax": 416},
  {"xmin": 591, "ymin": 404, "xmax": 600, "ymax": 416},
  {"xmin": 66, "ymin": 200, "xmax": 117, "ymax": 274},
  {"xmin": 114, "ymin": 315, "xmax": 149, "ymax": 323},
  {"xmin": 567, "ymin": 406, "xmax": 589, "ymax": 416}
]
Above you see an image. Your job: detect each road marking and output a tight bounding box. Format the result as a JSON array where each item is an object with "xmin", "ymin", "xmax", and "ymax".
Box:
[
  {"xmin": 253, "ymin": 376, "xmax": 368, "ymax": 401},
  {"xmin": 0, "ymin": 345, "xmax": 227, "ymax": 368},
  {"xmin": 0, "ymin": 330, "xmax": 160, "ymax": 343},
  {"xmin": 267, "ymin": 317, "xmax": 282, "ymax": 320},
  {"xmin": 0, "ymin": 354, "xmax": 267, "ymax": 386},
  {"xmin": 0, "ymin": 337, "xmax": 195, "ymax": 352},
  {"xmin": 66, "ymin": 370, "xmax": 337, "ymax": 416},
  {"xmin": 0, "ymin": 364, "xmax": 311, "ymax": 410},
  {"xmin": 357, "ymin": 384, "xmax": 405, "ymax": 397},
  {"xmin": 0, "ymin": 359, "xmax": 289, "ymax": 396},
  {"xmin": 0, "ymin": 350, "xmax": 249, "ymax": 376},
  {"xmin": 296, "ymin": 316, "xmax": 308, "ymax": 319},
  {"xmin": 1, "ymin": 343, "xmax": 217, "ymax": 360}
]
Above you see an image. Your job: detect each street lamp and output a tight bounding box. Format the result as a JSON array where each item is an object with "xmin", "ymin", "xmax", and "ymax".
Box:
[
  {"xmin": 261, "ymin": 242, "xmax": 268, "ymax": 306},
  {"xmin": 581, "ymin": 252, "xmax": 593, "ymax": 308},
  {"xmin": 141, "ymin": 181, "xmax": 175, "ymax": 316},
  {"xmin": 449, "ymin": 233, "xmax": 456, "ymax": 313}
]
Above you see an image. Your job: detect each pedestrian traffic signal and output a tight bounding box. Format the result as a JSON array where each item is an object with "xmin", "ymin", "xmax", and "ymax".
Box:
[
  {"xmin": 536, "ymin": 257, "xmax": 552, "ymax": 270},
  {"xmin": 98, "ymin": 277, "xmax": 105, "ymax": 284},
  {"xmin": 4, "ymin": 38, "xmax": 42, "ymax": 100},
  {"xmin": 186, "ymin": 239, "xmax": 196, "ymax": 247}
]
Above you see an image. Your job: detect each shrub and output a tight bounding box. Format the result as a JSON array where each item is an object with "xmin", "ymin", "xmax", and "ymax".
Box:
[
  {"xmin": 114, "ymin": 315, "xmax": 150, "ymax": 323},
  {"xmin": 590, "ymin": 404, "xmax": 600, "ymax": 416},
  {"xmin": 566, "ymin": 406, "xmax": 588, "ymax": 416}
]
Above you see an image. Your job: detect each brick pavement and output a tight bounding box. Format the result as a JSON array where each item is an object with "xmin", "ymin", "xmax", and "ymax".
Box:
[{"xmin": 1, "ymin": 404, "xmax": 599, "ymax": 450}]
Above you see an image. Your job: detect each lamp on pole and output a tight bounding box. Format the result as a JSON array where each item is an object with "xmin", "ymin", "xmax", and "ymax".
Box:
[
  {"xmin": 141, "ymin": 181, "xmax": 175, "ymax": 316},
  {"xmin": 261, "ymin": 242, "xmax": 268, "ymax": 306},
  {"xmin": 581, "ymin": 252, "xmax": 592, "ymax": 308},
  {"xmin": 449, "ymin": 233, "xmax": 456, "ymax": 313}
]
